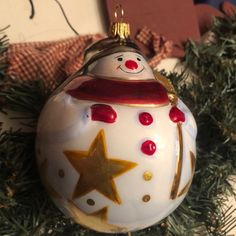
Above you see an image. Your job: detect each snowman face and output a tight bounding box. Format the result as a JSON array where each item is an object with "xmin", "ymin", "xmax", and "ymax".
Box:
[{"xmin": 88, "ymin": 51, "xmax": 155, "ymax": 80}]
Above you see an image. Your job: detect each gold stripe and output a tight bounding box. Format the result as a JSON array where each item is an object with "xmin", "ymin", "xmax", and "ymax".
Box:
[
  {"xmin": 154, "ymin": 71, "xmax": 178, "ymax": 105},
  {"xmin": 190, "ymin": 151, "xmax": 196, "ymax": 172},
  {"xmin": 170, "ymin": 123, "xmax": 183, "ymax": 199},
  {"xmin": 154, "ymin": 71, "xmax": 176, "ymax": 95},
  {"xmin": 177, "ymin": 179, "xmax": 191, "ymax": 197},
  {"xmin": 177, "ymin": 151, "xmax": 196, "ymax": 197}
]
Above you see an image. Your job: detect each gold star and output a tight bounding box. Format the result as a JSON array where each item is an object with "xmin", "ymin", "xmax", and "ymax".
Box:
[{"xmin": 64, "ymin": 129, "xmax": 137, "ymax": 204}]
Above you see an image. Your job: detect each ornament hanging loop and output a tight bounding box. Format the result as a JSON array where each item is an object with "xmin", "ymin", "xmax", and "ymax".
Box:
[{"xmin": 114, "ymin": 4, "xmax": 124, "ymax": 22}]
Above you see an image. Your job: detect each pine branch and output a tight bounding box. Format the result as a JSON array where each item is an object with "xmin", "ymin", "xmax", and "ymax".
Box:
[
  {"xmin": 0, "ymin": 78, "xmax": 52, "ymax": 126},
  {"xmin": 164, "ymin": 15, "xmax": 236, "ymax": 236}
]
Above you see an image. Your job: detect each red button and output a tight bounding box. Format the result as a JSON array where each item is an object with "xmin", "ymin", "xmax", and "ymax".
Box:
[
  {"xmin": 169, "ymin": 106, "xmax": 185, "ymax": 123},
  {"xmin": 139, "ymin": 112, "xmax": 153, "ymax": 126},
  {"xmin": 125, "ymin": 60, "xmax": 138, "ymax": 70},
  {"xmin": 141, "ymin": 140, "xmax": 156, "ymax": 156}
]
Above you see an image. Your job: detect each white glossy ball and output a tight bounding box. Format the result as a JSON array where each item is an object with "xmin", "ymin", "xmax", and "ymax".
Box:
[{"xmin": 36, "ymin": 50, "xmax": 197, "ymax": 233}]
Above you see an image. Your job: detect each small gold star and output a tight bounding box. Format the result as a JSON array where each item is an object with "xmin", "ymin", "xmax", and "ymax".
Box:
[{"xmin": 64, "ymin": 129, "xmax": 137, "ymax": 204}]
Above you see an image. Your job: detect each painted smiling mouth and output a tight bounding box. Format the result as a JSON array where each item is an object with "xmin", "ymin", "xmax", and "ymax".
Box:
[{"xmin": 118, "ymin": 65, "xmax": 145, "ymax": 74}]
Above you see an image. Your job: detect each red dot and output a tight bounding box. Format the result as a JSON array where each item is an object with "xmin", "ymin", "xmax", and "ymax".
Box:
[
  {"xmin": 141, "ymin": 140, "xmax": 156, "ymax": 156},
  {"xmin": 139, "ymin": 112, "xmax": 153, "ymax": 126},
  {"xmin": 125, "ymin": 60, "xmax": 138, "ymax": 70}
]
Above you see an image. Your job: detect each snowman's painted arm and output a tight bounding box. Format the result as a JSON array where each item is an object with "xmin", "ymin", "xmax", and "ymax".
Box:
[
  {"xmin": 153, "ymin": 70, "xmax": 177, "ymax": 105},
  {"xmin": 90, "ymin": 104, "xmax": 117, "ymax": 123}
]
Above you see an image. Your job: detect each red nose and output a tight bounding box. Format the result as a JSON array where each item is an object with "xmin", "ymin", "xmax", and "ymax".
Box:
[{"xmin": 125, "ymin": 60, "xmax": 138, "ymax": 70}]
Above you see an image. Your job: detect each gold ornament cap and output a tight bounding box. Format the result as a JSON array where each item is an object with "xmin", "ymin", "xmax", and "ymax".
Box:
[
  {"xmin": 73, "ymin": 4, "xmax": 139, "ymax": 75},
  {"xmin": 111, "ymin": 22, "xmax": 130, "ymax": 39},
  {"xmin": 110, "ymin": 4, "xmax": 130, "ymax": 40}
]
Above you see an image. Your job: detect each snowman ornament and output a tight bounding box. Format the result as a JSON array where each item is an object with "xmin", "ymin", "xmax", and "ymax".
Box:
[{"xmin": 36, "ymin": 20, "xmax": 197, "ymax": 233}]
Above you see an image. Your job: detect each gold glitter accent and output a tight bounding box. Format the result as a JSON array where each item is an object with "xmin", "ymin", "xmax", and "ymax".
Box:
[
  {"xmin": 167, "ymin": 93, "xmax": 178, "ymax": 105},
  {"xmin": 143, "ymin": 171, "xmax": 153, "ymax": 181},
  {"xmin": 87, "ymin": 199, "xmax": 95, "ymax": 206},
  {"xmin": 64, "ymin": 129, "xmax": 137, "ymax": 204},
  {"xmin": 170, "ymin": 123, "xmax": 183, "ymax": 199},
  {"xmin": 154, "ymin": 71, "xmax": 177, "ymax": 105},
  {"xmin": 66, "ymin": 200, "xmax": 127, "ymax": 233},
  {"xmin": 142, "ymin": 195, "xmax": 151, "ymax": 202}
]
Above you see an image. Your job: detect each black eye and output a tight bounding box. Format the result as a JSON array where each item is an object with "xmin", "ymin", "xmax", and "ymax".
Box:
[
  {"xmin": 137, "ymin": 57, "xmax": 141, "ymax": 61},
  {"xmin": 117, "ymin": 57, "xmax": 123, "ymax": 61}
]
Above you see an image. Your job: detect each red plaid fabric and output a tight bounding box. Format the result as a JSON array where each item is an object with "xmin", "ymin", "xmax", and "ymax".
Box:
[
  {"xmin": 136, "ymin": 26, "xmax": 173, "ymax": 68},
  {"xmin": 0, "ymin": 30, "xmax": 171, "ymax": 90},
  {"xmin": 1, "ymin": 34, "xmax": 103, "ymax": 88}
]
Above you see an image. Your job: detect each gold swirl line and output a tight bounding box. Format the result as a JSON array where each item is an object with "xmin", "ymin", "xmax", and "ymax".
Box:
[
  {"xmin": 177, "ymin": 151, "xmax": 196, "ymax": 197},
  {"xmin": 170, "ymin": 123, "xmax": 183, "ymax": 199}
]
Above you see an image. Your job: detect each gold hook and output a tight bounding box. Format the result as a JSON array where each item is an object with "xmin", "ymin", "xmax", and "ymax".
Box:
[{"xmin": 114, "ymin": 4, "xmax": 124, "ymax": 22}]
